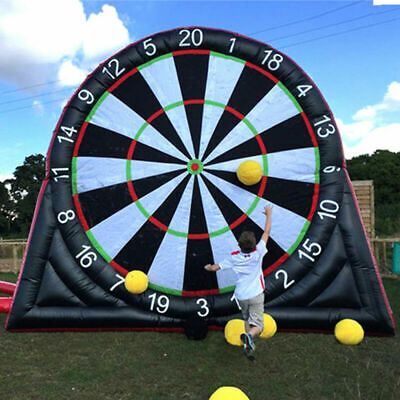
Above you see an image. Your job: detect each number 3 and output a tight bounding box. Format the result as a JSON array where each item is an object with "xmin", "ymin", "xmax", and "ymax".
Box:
[{"xmin": 196, "ymin": 298, "xmax": 209, "ymax": 317}]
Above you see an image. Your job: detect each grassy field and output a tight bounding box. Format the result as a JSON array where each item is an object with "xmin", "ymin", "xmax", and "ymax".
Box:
[{"xmin": 0, "ymin": 273, "xmax": 399, "ymax": 400}]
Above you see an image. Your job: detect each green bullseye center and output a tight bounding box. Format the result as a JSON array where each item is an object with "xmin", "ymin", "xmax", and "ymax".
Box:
[{"xmin": 187, "ymin": 159, "xmax": 203, "ymax": 175}]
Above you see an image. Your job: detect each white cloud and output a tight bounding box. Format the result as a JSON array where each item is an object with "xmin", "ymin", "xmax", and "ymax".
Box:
[
  {"xmin": 352, "ymin": 81, "xmax": 400, "ymax": 122},
  {"xmin": 82, "ymin": 5, "xmax": 130, "ymax": 61},
  {"xmin": 0, "ymin": 0, "xmax": 130, "ymax": 89},
  {"xmin": 339, "ymin": 80, "xmax": 400, "ymax": 159},
  {"xmin": 341, "ymin": 122, "xmax": 400, "ymax": 159},
  {"xmin": 58, "ymin": 60, "xmax": 88, "ymax": 87}
]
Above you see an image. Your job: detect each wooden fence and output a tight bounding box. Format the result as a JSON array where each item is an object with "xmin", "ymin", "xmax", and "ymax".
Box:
[
  {"xmin": 371, "ymin": 238, "xmax": 400, "ymax": 276},
  {"xmin": 352, "ymin": 180, "xmax": 375, "ymax": 239},
  {"xmin": 0, "ymin": 239, "xmax": 27, "ymax": 273}
]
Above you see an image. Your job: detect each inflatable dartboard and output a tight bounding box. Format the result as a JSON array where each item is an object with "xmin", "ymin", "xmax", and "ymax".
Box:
[{"xmin": 6, "ymin": 27, "xmax": 394, "ymax": 334}]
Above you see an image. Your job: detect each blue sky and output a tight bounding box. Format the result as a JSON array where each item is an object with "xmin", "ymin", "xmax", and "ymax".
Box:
[{"xmin": 1, "ymin": 0, "xmax": 400, "ymax": 180}]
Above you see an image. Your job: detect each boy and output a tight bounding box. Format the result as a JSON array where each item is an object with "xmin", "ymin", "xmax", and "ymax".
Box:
[{"xmin": 204, "ymin": 205, "xmax": 272, "ymax": 360}]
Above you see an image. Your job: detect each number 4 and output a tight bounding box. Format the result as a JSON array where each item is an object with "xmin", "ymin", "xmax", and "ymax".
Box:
[{"xmin": 296, "ymin": 85, "xmax": 313, "ymax": 98}]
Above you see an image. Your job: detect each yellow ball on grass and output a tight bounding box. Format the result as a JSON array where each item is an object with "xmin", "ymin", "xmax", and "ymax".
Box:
[
  {"xmin": 124, "ymin": 270, "xmax": 149, "ymax": 294},
  {"xmin": 209, "ymin": 386, "xmax": 250, "ymax": 400},
  {"xmin": 236, "ymin": 160, "xmax": 262, "ymax": 186},
  {"xmin": 334, "ymin": 319, "xmax": 364, "ymax": 345},
  {"xmin": 224, "ymin": 319, "xmax": 245, "ymax": 346},
  {"xmin": 260, "ymin": 313, "xmax": 277, "ymax": 339}
]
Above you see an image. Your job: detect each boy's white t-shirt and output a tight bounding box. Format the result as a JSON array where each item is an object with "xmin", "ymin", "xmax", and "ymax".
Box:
[{"xmin": 219, "ymin": 239, "xmax": 267, "ymax": 301}]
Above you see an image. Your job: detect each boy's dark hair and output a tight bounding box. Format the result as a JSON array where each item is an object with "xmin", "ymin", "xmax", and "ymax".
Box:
[{"xmin": 238, "ymin": 231, "xmax": 256, "ymax": 253}]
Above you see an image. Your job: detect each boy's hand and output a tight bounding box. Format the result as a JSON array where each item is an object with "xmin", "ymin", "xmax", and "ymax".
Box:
[
  {"xmin": 204, "ymin": 264, "xmax": 212, "ymax": 271},
  {"xmin": 263, "ymin": 205, "xmax": 273, "ymax": 216}
]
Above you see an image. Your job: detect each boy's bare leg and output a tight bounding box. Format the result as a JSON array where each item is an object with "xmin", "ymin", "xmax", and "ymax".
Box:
[{"xmin": 248, "ymin": 325, "xmax": 262, "ymax": 338}]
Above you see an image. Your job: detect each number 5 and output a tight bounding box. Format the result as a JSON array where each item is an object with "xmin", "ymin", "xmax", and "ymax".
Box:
[{"xmin": 143, "ymin": 38, "xmax": 157, "ymax": 56}]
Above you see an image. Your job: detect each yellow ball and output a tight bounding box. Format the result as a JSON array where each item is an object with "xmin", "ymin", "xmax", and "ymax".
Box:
[
  {"xmin": 224, "ymin": 319, "xmax": 245, "ymax": 346},
  {"xmin": 209, "ymin": 387, "xmax": 250, "ymax": 400},
  {"xmin": 236, "ymin": 160, "xmax": 262, "ymax": 186},
  {"xmin": 124, "ymin": 270, "xmax": 149, "ymax": 294},
  {"xmin": 334, "ymin": 319, "xmax": 364, "ymax": 345},
  {"xmin": 260, "ymin": 313, "xmax": 277, "ymax": 339}
]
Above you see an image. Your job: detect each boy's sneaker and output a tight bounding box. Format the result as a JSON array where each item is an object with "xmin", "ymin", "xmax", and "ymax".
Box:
[{"xmin": 240, "ymin": 333, "xmax": 256, "ymax": 361}]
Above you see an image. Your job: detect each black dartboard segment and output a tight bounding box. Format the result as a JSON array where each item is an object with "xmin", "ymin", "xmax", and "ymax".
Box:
[{"xmin": 6, "ymin": 27, "xmax": 394, "ymax": 335}]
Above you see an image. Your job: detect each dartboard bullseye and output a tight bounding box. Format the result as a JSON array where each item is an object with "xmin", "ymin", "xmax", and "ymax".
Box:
[{"xmin": 6, "ymin": 27, "xmax": 394, "ymax": 335}]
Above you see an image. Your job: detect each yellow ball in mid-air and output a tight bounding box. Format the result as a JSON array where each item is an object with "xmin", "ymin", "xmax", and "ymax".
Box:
[
  {"xmin": 260, "ymin": 313, "xmax": 277, "ymax": 339},
  {"xmin": 236, "ymin": 160, "xmax": 263, "ymax": 186},
  {"xmin": 124, "ymin": 270, "xmax": 149, "ymax": 294},
  {"xmin": 209, "ymin": 387, "xmax": 250, "ymax": 400},
  {"xmin": 224, "ymin": 319, "xmax": 245, "ymax": 346},
  {"xmin": 334, "ymin": 319, "xmax": 364, "ymax": 345}
]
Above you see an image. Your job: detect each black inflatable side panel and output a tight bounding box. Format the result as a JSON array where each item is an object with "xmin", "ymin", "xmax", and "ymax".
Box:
[
  {"xmin": 6, "ymin": 181, "xmax": 182, "ymax": 330},
  {"xmin": 262, "ymin": 176, "xmax": 395, "ymax": 334},
  {"xmin": 308, "ymin": 263, "xmax": 362, "ymax": 309},
  {"xmin": 36, "ymin": 263, "xmax": 85, "ymax": 307}
]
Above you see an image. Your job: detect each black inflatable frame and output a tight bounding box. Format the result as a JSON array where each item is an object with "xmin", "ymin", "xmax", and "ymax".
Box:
[{"xmin": 6, "ymin": 27, "xmax": 395, "ymax": 334}]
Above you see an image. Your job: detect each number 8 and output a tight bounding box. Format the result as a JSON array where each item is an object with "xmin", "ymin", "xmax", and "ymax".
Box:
[{"xmin": 57, "ymin": 210, "xmax": 75, "ymax": 224}]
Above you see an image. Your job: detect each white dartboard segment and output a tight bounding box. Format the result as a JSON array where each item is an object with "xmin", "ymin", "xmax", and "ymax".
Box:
[
  {"xmin": 129, "ymin": 159, "xmax": 186, "ymax": 181},
  {"xmin": 197, "ymin": 176, "xmax": 238, "ymax": 289},
  {"xmin": 147, "ymin": 177, "xmax": 195, "ymax": 291},
  {"xmin": 198, "ymin": 55, "xmax": 245, "ymax": 159},
  {"xmin": 76, "ymin": 157, "xmax": 127, "ymax": 194}
]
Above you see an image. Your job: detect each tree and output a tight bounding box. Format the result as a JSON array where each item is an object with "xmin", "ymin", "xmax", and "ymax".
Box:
[
  {"xmin": 6, "ymin": 154, "xmax": 46, "ymax": 236},
  {"xmin": 347, "ymin": 150, "xmax": 400, "ymax": 236},
  {"xmin": 0, "ymin": 181, "xmax": 13, "ymax": 237}
]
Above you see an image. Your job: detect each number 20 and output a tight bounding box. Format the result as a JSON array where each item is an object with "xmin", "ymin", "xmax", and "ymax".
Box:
[{"xmin": 179, "ymin": 29, "xmax": 203, "ymax": 47}]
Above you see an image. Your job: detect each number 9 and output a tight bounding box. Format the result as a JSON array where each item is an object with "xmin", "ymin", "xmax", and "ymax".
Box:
[{"xmin": 78, "ymin": 89, "xmax": 94, "ymax": 105}]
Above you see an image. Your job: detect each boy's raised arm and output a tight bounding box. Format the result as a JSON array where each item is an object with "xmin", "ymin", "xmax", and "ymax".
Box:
[{"xmin": 261, "ymin": 205, "xmax": 273, "ymax": 243}]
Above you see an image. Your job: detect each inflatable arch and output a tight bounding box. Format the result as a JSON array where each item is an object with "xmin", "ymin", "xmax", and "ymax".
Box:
[{"xmin": 5, "ymin": 27, "xmax": 395, "ymax": 334}]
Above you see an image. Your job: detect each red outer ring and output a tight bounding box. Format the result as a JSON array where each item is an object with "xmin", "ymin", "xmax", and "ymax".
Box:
[{"xmin": 71, "ymin": 50, "xmax": 320, "ymax": 292}]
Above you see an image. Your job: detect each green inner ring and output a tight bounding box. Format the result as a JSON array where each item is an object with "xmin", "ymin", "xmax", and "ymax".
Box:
[{"xmin": 125, "ymin": 100, "xmax": 268, "ymax": 238}]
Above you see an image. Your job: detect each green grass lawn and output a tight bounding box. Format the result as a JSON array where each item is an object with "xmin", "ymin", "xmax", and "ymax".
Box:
[{"xmin": 1, "ymin": 274, "xmax": 399, "ymax": 400}]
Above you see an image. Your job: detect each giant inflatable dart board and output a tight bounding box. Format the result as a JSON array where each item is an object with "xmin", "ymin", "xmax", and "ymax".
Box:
[{"xmin": 6, "ymin": 27, "xmax": 394, "ymax": 334}]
